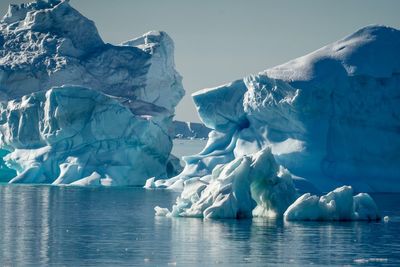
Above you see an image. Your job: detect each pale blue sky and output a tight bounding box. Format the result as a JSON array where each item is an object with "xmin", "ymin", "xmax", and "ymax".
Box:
[{"xmin": 1, "ymin": 0, "xmax": 400, "ymax": 122}]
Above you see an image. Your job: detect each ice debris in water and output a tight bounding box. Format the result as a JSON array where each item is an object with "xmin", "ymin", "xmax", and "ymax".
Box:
[
  {"xmin": 155, "ymin": 148, "xmax": 296, "ymax": 219},
  {"xmin": 156, "ymin": 149, "xmax": 381, "ymax": 221},
  {"xmin": 284, "ymin": 186, "xmax": 381, "ymax": 221}
]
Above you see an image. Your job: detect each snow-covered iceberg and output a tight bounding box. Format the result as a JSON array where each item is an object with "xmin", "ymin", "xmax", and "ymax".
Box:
[
  {"xmin": 151, "ymin": 25, "xmax": 400, "ymax": 193},
  {"xmin": 284, "ymin": 186, "xmax": 380, "ymax": 221},
  {"xmin": 0, "ymin": 0, "xmax": 184, "ymax": 185}
]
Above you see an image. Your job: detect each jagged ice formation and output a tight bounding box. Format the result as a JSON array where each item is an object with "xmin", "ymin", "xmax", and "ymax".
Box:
[{"xmin": 0, "ymin": 0, "xmax": 184, "ymax": 185}]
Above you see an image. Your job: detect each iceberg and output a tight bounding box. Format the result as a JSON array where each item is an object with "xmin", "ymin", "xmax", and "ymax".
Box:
[
  {"xmin": 0, "ymin": 86, "xmax": 175, "ymax": 185},
  {"xmin": 173, "ymin": 121, "xmax": 210, "ymax": 139},
  {"xmin": 152, "ymin": 25, "xmax": 396, "ymax": 219},
  {"xmin": 0, "ymin": 1, "xmax": 184, "ymax": 111},
  {"xmin": 284, "ymin": 186, "xmax": 380, "ymax": 221},
  {"xmin": 155, "ymin": 148, "xmax": 296, "ymax": 219},
  {"xmin": 151, "ymin": 25, "xmax": 400, "ymax": 193},
  {"xmin": 155, "ymin": 149, "xmax": 380, "ymax": 220},
  {"xmin": 0, "ymin": 0, "xmax": 184, "ymax": 185}
]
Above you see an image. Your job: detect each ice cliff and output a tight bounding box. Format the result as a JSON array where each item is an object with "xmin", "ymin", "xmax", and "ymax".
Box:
[{"xmin": 0, "ymin": 0, "xmax": 184, "ymax": 185}]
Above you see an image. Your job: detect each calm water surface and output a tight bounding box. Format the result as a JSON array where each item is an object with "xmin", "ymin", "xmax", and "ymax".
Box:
[{"xmin": 0, "ymin": 185, "xmax": 399, "ymax": 266}]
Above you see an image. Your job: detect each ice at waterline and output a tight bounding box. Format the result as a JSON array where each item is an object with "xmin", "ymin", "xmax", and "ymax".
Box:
[{"xmin": 154, "ymin": 148, "xmax": 381, "ymax": 221}]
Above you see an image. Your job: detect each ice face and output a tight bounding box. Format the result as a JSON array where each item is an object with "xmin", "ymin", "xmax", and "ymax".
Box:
[
  {"xmin": 284, "ymin": 186, "xmax": 381, "ymax": 221},
  {"xmin": 0, "ymin": 1, "xmax": 185, "ymax": 185},
  {"xmin": 0, "ymin": 86, "xmax": 172, "ymax": 185},
  {"xmin": 150, "ymin": 25, "xmax": 400, "ymax": 193}
]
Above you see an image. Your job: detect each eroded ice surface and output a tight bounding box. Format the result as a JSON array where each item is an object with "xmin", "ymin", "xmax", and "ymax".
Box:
[
  {"xmin": 155, "ymin": 148, "xmax": 296, "ymax": 219},
  {"xmin": 0, "ymin": 0, "xmax": 184, "ymax": 185},
  {"xmin": 0, "ymin": 86, "xmax": 173, "ymax": 185},
  {"xmin": 155, "ymin": 148, "xmax": 381, "ymax": 221},
  {"xmin": 284, "ymin": 186, "xmax": 381, "ymax": 221}
]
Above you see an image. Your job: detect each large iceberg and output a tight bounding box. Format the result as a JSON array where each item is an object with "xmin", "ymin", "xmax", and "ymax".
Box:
[
  {"xmin": 152, "ymin": 25, "xmax": 397, "ymax": 219},
  {"xmin": 0, "ymin": 0, "xmax": 184, "ymax": 185},
  {"xmin": 151, "ymin": 25, "xmax": 400, "ymax": 193}
]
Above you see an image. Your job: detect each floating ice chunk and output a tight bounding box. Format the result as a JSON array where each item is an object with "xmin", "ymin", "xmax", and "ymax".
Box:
[
  {"xmin": 154, "ymin": 206, "xmax": 171, "ymax": 217},
  {"xmin": 156, "ymin": 148, "xmax": 297, "ymax": 219},
  {"xmin": 353, "ymin": 258, "xmax": 388, "ymax": 264},
  {"xmin": 69, "ymin": 172, "xmax": 103, "ymax": 186},
  {"xmin": 284, "ymin": 186, "xmax": 381, "ymax": 221}
]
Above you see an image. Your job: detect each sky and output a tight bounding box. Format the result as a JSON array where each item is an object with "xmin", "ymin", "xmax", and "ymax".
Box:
[{"xmin": 1, "ymin": 0, "xmax": 400, "ymax": 122}]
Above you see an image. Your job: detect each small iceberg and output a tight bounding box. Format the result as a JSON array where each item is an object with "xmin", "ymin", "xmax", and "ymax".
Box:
[
  {"xmin": 284, "ymin": 186, "xmax": 381, "ymax": 221},
  {"xmin": 155, "ymin": 148, "xmax": 296, "ymax": 219}
]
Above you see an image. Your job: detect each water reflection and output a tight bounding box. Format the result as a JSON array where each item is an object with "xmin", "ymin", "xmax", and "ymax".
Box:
[{"xmin": 0, "ymin": 185, "xmax": 399, "ymax": 266}]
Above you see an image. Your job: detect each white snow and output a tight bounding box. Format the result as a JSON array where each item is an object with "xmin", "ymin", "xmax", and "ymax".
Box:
[
  {"xmin": 284, "ymin": 186, "xmax": 381, "ymax": 221},
  {"xmin": 0, "ymin": 1, "xmax": 185, "ymax": 185}
]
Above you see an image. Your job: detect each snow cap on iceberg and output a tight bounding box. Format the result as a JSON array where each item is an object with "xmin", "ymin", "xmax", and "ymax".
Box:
[{"xmin": 266, "ymin": 25, "xmax": 400, "ymax": 80}]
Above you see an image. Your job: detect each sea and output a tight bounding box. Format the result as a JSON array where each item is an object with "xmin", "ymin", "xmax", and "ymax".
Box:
[{"xmin": 0, "ymin": 139, "xmax": 399, "ymax": 266}]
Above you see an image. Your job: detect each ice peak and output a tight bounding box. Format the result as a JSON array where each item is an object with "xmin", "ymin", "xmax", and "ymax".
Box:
[
  {"xmin": 343, "ymin": 24, "xmax": 398, "ymax": 40},
  {"xmin": 266, "ymin": 25, "xmax": 400, "ymax": 80},
  {"xmin": 3, "ymin": 0, "xmax": 65, "ymax": 24},
  {"xmin": 122, "ymin": 31, "xmax": 174, "ymax": 56},
  {"xmin": 1, "ymin": 0, "xmax": 104, "ymax": 52},
  {"xmin": 0, "ymin": 0, "xmax": 184, "ymax": 114}
]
